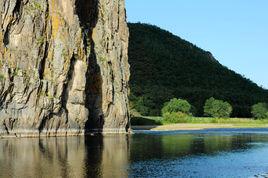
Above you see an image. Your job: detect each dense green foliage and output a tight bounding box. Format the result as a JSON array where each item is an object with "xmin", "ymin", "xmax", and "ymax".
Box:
[
  {"xmin": 161, "ymin": 98, "xmax": 191, "ymax": 115},
  {"xmin": 162, "ymin": 112, "xmax": 189, "ymax": 123},
  {"xmin": 251, "ymin": 103, "xmax": 268, "ymax": 119},
  {"xmin": 204, "ymin": 97, "xmax": 233, "ymax": 118},
  {"xmin": 161, "ymin": 98, "xmax": 192, "ymax": 123},
  {"xmin": 128, "ymin": 23, "xmax": 268, "ymax": 117}
]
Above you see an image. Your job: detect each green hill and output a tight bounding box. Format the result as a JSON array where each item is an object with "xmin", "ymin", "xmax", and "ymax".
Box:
[{"xmin": 128, "ymin": 23, "xmax": 268, "ymax": 117}]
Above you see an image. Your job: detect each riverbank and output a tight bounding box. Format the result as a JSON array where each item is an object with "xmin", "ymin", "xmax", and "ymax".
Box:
[
  {"xmin": 132, "ymin": 123, "xmax": 268, "ymax": 131},
  {"xmin": 131, "ymin": 116, "xmax": 268, "ymax": 131}
]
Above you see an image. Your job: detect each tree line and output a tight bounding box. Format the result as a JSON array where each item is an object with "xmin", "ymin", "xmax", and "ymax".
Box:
[{"xmin": 162, "ymin": 98, "xmax": 268, "ymax": 122}]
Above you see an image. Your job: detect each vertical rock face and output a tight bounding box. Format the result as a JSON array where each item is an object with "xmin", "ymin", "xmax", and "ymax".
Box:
[{"xmin": 0, "ymin": 0, "xmax": 130, "ymax": 137}]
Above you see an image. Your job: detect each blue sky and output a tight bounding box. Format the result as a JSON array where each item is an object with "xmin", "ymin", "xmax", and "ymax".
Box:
[{"xmin": 126, "ymin": 0, "xmax": 268, "ymax": 89}]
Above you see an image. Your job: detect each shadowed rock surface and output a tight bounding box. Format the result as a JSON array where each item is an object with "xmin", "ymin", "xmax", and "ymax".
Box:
[{"xmin": 0, "ymin": 0, "xmax": 130, "ymax": 137}]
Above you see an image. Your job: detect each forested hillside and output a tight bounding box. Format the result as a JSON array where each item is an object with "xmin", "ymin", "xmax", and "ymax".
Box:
[{"xmin": 128, "ymin": 23, "xmax": 268, "ymax": 117}]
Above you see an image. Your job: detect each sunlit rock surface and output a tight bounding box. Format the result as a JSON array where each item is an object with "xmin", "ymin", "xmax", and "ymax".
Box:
[{"xmin": 0, "ymin": 0, "xmax": 130, "ymax": 137}]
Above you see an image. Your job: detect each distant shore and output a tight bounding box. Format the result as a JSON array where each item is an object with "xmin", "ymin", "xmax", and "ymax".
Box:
[{"xmin": 132, "ymin": 123, "xmax": 268, "ymax": 131}]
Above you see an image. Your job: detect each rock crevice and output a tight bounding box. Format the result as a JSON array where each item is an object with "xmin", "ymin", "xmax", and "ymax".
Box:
[{"xmin": 0, "ymin": 0, "xmax": 130, "ymax": 137}]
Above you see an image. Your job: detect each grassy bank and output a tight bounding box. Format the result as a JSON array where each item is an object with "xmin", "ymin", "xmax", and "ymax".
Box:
[{"xmin": 131, "ymin": 116, "xmax": 268, "ymax": 128}]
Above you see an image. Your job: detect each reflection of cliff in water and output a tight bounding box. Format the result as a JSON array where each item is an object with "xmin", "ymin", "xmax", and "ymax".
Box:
[
  {"xmin": 0, "ymin": 136, "xmax": 130, "ymax": 178},
  {"xmin": 84, "ymin": 135, "xmax": 130, "ymax": 178},
  {"xmin": 0, "ymin": 137, "xmax": 87, "ymax": 178}
]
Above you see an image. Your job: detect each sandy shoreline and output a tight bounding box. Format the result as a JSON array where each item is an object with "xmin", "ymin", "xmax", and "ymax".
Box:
[{"xmin": 132, "ymin": 123, "xmax": 268, "ymax": 131}]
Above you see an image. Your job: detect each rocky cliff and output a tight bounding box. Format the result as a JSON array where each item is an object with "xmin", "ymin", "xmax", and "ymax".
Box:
[{"xmin": 0, "ymin": 0, "xmax": 130, "ymax": 137}]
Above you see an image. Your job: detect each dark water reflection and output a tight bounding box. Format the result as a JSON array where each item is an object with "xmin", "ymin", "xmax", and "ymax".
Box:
[{"xmin": 1, "ymin": 130, "xmax": 268, "ymax": 178}]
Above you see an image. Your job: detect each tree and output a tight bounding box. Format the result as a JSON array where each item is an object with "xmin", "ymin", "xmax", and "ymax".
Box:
[
  {"xmin": 162, "ymin": 98, "xmax": 191, "ymax": 115},
  {"xmin": 251, "ymin": 103, "xmax": 268, "ymax": 119},
  {"xmin": 204, "ymin": 97, "xmax": 233, "ymax": 118}
]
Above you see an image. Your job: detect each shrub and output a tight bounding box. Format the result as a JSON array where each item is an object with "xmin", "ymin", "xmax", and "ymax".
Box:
[
  {"xmin": 161, "ymin": 98, "xmax": 191, "ymax": 115},
  {"xmin": 163, "ymin": 112, "xmax": 189, "ymax": 123},
  {"xmin": 251, "ymin": 103, "xmax": 268, "ymax": 119},
  {"xmin": 161, "ymin": 98, "xmax": 192, "ymax": 123},
  {"xmin": 204, "ymin": 97, "xmax": 233, "ymax": 118}
]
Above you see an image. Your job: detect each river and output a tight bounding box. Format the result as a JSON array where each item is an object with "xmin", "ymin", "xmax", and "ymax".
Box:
[{"xmin": 1, "ymin": 128, "xmax": 268, "ymax": 178}]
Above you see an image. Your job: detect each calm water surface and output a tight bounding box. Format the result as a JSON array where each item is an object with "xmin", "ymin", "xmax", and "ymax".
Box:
[{"xmin": 1, "ymin": 129, "xmax": 268, "ymax": 178}]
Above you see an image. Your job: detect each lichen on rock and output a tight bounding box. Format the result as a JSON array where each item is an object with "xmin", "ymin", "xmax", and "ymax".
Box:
[{"xmin": 0, "ymin": 0, "xmax": 130, "ymax": 137}]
